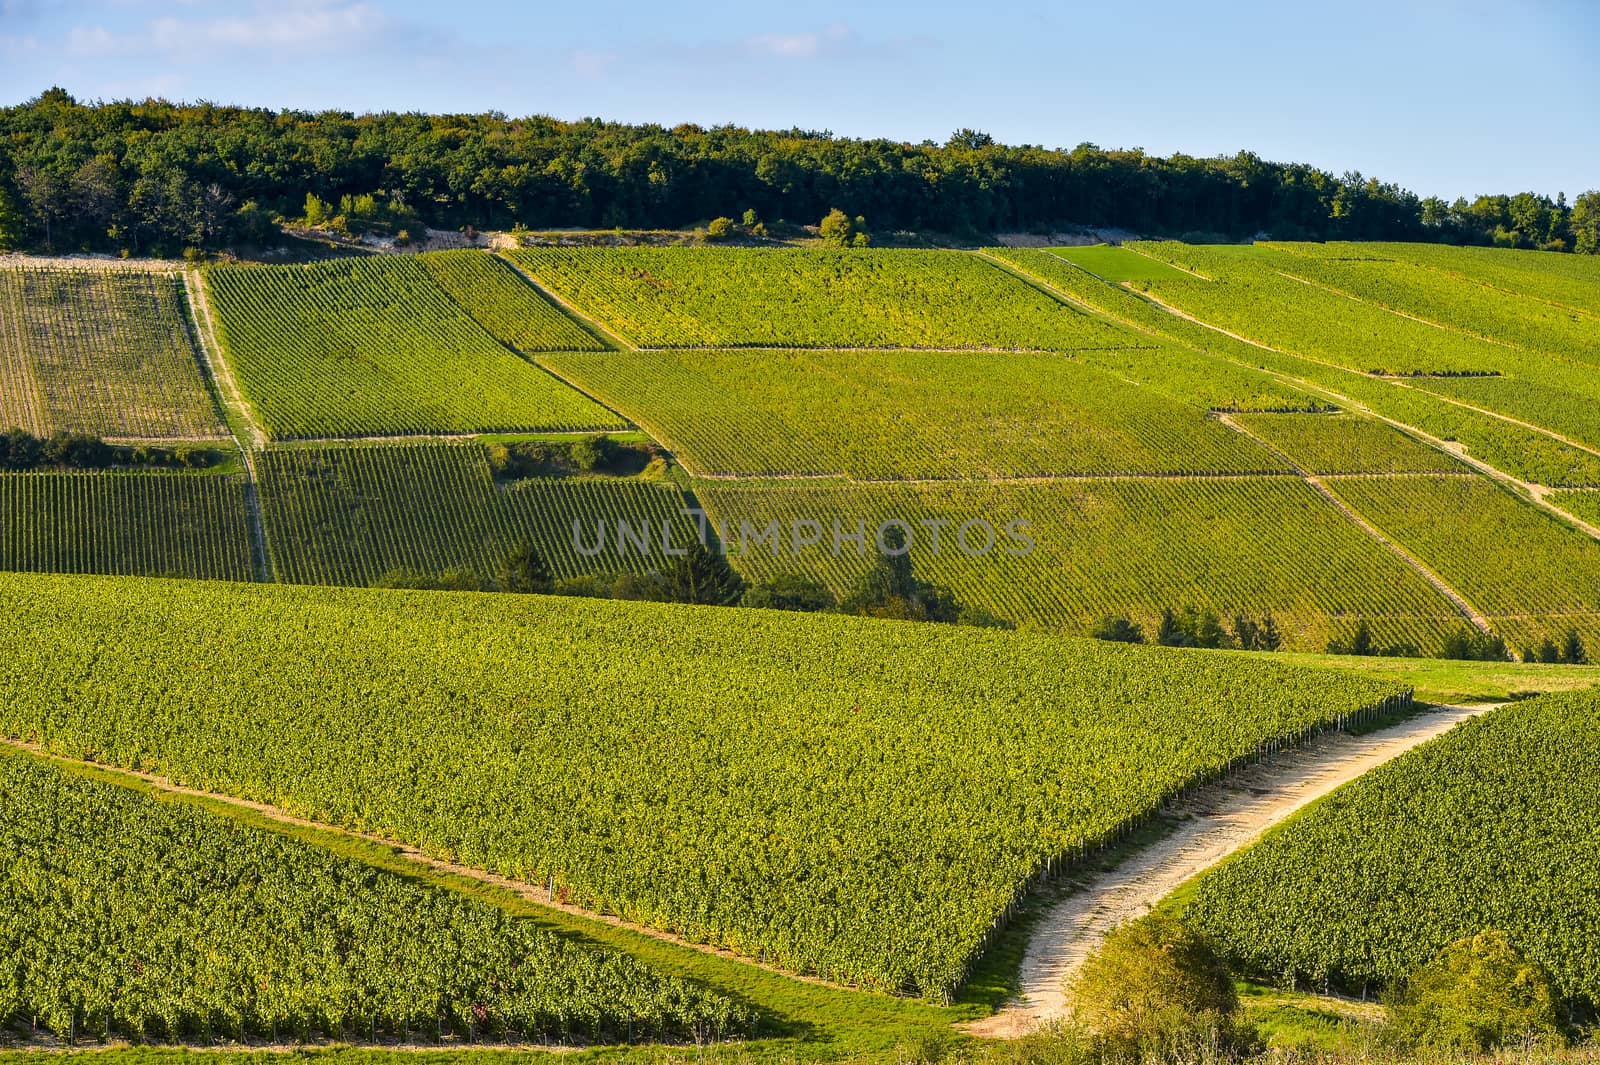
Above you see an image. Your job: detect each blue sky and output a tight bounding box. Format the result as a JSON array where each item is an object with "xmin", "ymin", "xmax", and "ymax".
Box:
[{"xmin": 1, "ymin": 0, "xmax": 1595, "ymax": 201}]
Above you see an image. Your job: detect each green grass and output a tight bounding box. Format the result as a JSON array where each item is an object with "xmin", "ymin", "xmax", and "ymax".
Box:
[
  {"xmin": 1262, "ymin": 651, "xmax": 1600, "ymax": 705},
  {"xmin": 0, "ymin": 571, "xmax": 1407, "ymax": 1002},
  {"xmin": 0, "ymin": 263, "xmax": 225, "ymax": 440},
  {"xmin": 204, "ymin": 257, "xmax": 625, "ymax": 439},
  {"xmin": 539, "ymin": 347, "xmax": 1286, "ymax": 478},
  {"xmin": 508, "ymin": 248, "xmax": 1137, "ymax": 350},
  {"xmin": 696, "ymin": 477, "xmax": 1465, "ymax": 651},
  {"xmin": 1045, "ymin": 244, "xmax": 1196, "ymax": 283},
  {"xmin": 0, "ymin": 470, "xmax": 254, "ymax": 580},
  {"xmin": 256, "ymin": 443, "xmax": 695, "ymax": 586}
]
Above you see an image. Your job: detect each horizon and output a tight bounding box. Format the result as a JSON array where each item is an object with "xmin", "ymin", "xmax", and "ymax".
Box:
[{"xmin": 1, "ymin": 0, "xmax": 1595, "ymax": 204}]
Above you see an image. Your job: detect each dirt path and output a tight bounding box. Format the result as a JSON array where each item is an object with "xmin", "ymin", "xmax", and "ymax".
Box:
[
  {"xmin": 182, "ymin": 268, "xmax": 275, "ymax": 582},
  {"xmin": 967, "ymin": 702, "xmax": 1493, "ymax": 1039}
]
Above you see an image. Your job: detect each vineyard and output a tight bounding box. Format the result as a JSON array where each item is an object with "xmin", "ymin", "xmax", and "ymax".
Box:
[
  {"xmin": 257, "ymin": 444, "xmax": 697, "ymax": 586},
  {"xmin": 1322, "ymin": 474, "xmax": 1600, "ymax": 646},
  {"xmin": 1184, "ymin": 692, "xmax": 1600, "ymax": 1006},
  {"xmin": 540, "ymin": 347, "xmax": 1287, "ymax": 478},
  {"xmin": 203, "ymin": 257, "xmax": 625, "ymax": 438},
  {"xmin": 0, "ymin": 262, "xmax": 224, "ymax": 439},
  {"xmin": 987, "ymin": 247, "xmax": 1600, "ymax": 486},
  {"xmin": 0, "ymin": 745, "xmax": 748, "ymax": 1044},
  {"xmin": 0, "ymin": 471, "xmax": 253, "ymax": 580},
  {"xmin": 0, "ymin": 571, "xmax": 1408, "ymax": 998},
  {"xmin": 417, "ymin": 250, "xmax": 609, "ymax": 352},
  {"xmin": 507, "ymin": 248, "xmax": 1137, "ymax": 350},
  {"xmin": 1227, "ymin": 412, "xmax": 1467, "ymax": 474},
  {"xmin": 695, "ymin": 478, "xmax": 1465, "ymax": 650}
]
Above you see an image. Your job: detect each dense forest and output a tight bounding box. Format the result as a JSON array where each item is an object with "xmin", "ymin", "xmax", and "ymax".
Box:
[{"xmin": 0, "ymin": 88, "xmax": 1594, "ymax": 257}]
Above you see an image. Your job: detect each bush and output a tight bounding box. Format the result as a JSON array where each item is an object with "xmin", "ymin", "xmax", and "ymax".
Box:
[
  {"xmin": 705, "ymin": 216, "xmax": 735, "ymax": 241},
  {"xmin": 1068, "ymin": 913, "xmax": 1257, "ymax": 1061},
  {"xmin": 1387, "ymin": 930, "xmax": 1564, "ymax": 1051},
  {"xmin": 1155, "ymin": 606, "xmax": 1230, "ymax": 649},
  {"xmin": 1090, "ymin": 615, "xmax": 1145, "ymax": 644},
  {"xmin": 1441, "ymin": 628, "xmax": 1509, "ymax": 662},
  {"xmin": 742, "ymin": 572, "xmax": 836, "ymax": 612}
]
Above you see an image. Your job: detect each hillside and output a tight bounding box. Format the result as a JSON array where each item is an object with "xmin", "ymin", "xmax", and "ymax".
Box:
[{"xmin": 5, "ymin": 241, "xmax": 1600, "ymax": 656}]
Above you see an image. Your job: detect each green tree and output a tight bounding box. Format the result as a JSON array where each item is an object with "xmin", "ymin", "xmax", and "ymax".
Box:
[
  {"xmin": 497, "ymin": 542, "xmax": 554, "ymax": 595},
  {"xmin": 741, "ymin": 572, "xmax": 835, "ymax": 612},
  {"xmin": 819, "ymin": 207, "xmax": 854, "ymax": 246},
  {"xmin": 1387, "ymin": 931, "xmax": 1564, "ymax": 1051},
  {"xmin": 1571, "ymin": 191, "xmax": 1600, "ymax": 255},
  {"xmin": 1091, "ymin": 615, "xmax": 1145, "ymax": 644},
  {"xmin": 303, "ymin": 192, "xmax": 330, "ymax": 227},
  {"xmin": 655, "ymin": 544, "xmax": 745, "ymax": 606},
  {"xmin": 0, "ymin": 184, "xmax": 24, "ymax": 250},
  {"xmin": 1068, "ymin": 913, "xmax": 1255, "ymax": 1060},
  {"xmin": 705, "ymin": 216, "xmax": 735, "ymax": 241},
  {"xmin": 1561, "ymin": 629, "xmax": 1588, "ymax": 665}
]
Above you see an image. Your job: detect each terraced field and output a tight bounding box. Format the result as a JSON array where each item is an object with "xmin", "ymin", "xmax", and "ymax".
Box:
[
  {"xmin": 509, "ymin": 247, "xmax": 1137, "ymax": 350},
  {"xmin": 0, "ymin": 571, "xmax": 1409, "ymax": 998},
  {"xmin": 1324, "ymin": 475, "xmax": 1600, "ymax": 648},
  {"xmin": 0, "ymin": 471, "xmax": 254, "ymax": 580},
  {"xmin": 0, "ymin": 262, "xmax": 223, "ymax": 439},
  {"xmin": 258, "ymin": 444, "xmax": 696, "ymax": 586},
  {"xmin": 204, "ymin": 257, "xmax": 624, "ymax": 438},
  {"xmin": 541, "ymin": 347, "xmax": 1286, "ymax": 478},
  {"xmin": 696, "ymin": 478, "xmax": 1465, "ymax": 650},
  {"xmin": 1227, "ymin": 412, "xmax": 1466, "ymax": 474}
]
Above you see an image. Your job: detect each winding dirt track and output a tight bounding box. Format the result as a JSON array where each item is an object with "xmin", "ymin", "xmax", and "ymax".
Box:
[{"xmin": 967, "ymin": 702, "xmax": 1494, "ymax": 1039}]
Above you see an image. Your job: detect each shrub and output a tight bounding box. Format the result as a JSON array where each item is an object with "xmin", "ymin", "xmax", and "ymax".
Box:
[
  {"xmin": 705, "ymin": 216, "xmax": 735, "ymax": 241},
  {"xmin": 1090, "ymin": 615, "xmax": 1145, "ymax": 644},
  {"xmin": 1441, "ymin": 628, "xmax": 1509, "ymax": 662},
  {"xmin": 1387, "ymin": 931, "xmax": 1564, "ymax": 1051},
  {"xmin": 497, "ymin": 542, "xmax": 554, "ymax": 595},
  {"xmin": 1068, "ymin": 913, "xmax": 1257, "ymax": 1061},
  {"xmin": 742, "ymin": 572, "xmax": 836, "ymax": 612}
]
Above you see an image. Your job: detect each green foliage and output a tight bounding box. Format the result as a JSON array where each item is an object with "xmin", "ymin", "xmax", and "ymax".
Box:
[
  {"xmin": 1155, "ymin": 606, "xmax": 1231, "ymax": 649},
  {"xmin": 1067, "ymin": 914, "xmax": 1256, "ymax": 1061},
  {"xmin": 303, "ymin": 192, "xmax": 330, "ymax": 226},
  {"xmin": 818, "ymin": 208, "xmax": 854, "ymax": 246},
  {"xmin": 0, "ymin": 471, "xmax": 253, "ymax": 580},
  {"xmin": 1090, "ymin": 615, "xmax": 1145, "ymax": 644},
  {"xmin": 497, "ymin": 542, "xmax": 555, "ymax": 594},
  {"xmin": 701, "ymin": 479, "xmax": 1465, "ymax": 652},
  {"xmin": 0, "ymin": 184, "xmax": 24, "ymax": 250},
  {"xmin": 257, "ymin": 444, "xmax": 696, "ymax": 587},
  {"xmin": 511, "ymin": 248, "xmax": 1133, "ymax": 350},
  {"xmin": 838, "ymin": 524, "xmax": 961, "ymax": 623},
  {"xmin": 0, "ymin": 747, "xmax": 746, "ymax": 1043},
  {"xmin": 1387, "ymin": 931, "xmax": 1565, "ymax": 1051},
  {"xmin": 740, "ymin": 572, "xmax": 836, "ymax": 612},
  {"xmin": 0, "ymin": 263, "xmax": 224, "ymax": 439},
  {"xmin": 1440, "ymin": 627, "xmax": 1509, "ymax": 662},
  {"xmin": 1185, "ymin": 692, "xmax": 1600, "ymax": 1008},
  {"xmin": 204, "ymin": 257, "xmax": 623, "ymax": 438},
  {"xmin": 540, "ymin": 346, "xmax": 1286, "ymax": 479},
  {"xmin": 704, "ymin": 216, "xmax": 735, "ymax": 241},
  {"xmin": 0, "ymin": 571, "xmax": 1406, "ymax": 997},
  {"xmin": 1232, "ymin": 612, "xmax": 1283, "ymax": 651}
]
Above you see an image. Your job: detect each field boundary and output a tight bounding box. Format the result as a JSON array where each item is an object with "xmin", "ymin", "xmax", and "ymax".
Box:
[
  {"xmin": 1217, "ymin": 414, "xmax": 1492, "ymax": 634},
  {"xmin": 182, "ymin": 268, "xmax": 274, "ymax": 582},
  {"xmin": 0, "ymin": 735, "xmax": 862, "ymax": 996}
]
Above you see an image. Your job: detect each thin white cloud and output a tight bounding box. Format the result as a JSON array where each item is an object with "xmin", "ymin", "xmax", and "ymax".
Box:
[
  {"xmin": 743, "ymin": 23, "xmax": 852, "ymax": 60},
  {"xmin": 64, "ymin": 2, "xmax": 401, "ymax": 59}
]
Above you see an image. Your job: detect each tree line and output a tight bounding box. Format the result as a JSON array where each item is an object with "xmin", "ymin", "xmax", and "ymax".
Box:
[{"xmin": 0, "ymin": 89, "xmax": 1593, "ymax": 256}]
